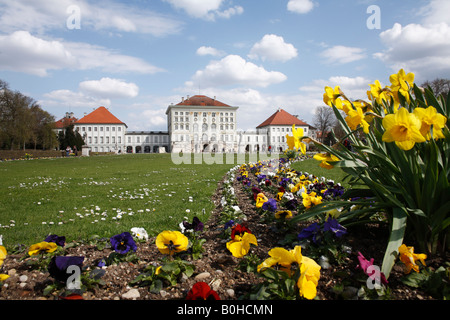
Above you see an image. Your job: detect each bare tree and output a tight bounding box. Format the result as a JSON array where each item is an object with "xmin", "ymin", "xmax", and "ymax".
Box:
[
  {"xmin": 421, "ymin": 78, "xmax": 450, "ymax": 99},
  {"xmin": 313, "ymin": 106, "xmax": 336, "ymax": 143}
]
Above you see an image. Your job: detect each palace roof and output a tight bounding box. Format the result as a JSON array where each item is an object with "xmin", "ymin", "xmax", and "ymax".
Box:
[
  {"xmin": 256, "ymin": 108, "xmax": 310, "ymax": 128},
  {"xmin": 75, "ymin": 106, "xmax": 126, "ymax": 125}
]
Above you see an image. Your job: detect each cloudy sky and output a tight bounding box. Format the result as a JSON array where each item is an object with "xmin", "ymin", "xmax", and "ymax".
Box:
[{"xmin": 1, "ymin": 0, "xmax": 449, "ymax": 131}]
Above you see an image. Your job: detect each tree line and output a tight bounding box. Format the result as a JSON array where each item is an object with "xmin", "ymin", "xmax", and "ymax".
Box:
[{"xmin": 0, "ymin": 79, "xmax": 59, "ymax": 150}]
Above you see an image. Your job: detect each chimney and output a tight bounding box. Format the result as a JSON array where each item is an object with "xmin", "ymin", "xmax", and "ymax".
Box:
[
  {"xmin": 187, "ymin": 95, "xmax": 190, "ymax": 99},
  {"xmin": 181, "ymin": 97, "xmax": 184, "ymax": 102}
]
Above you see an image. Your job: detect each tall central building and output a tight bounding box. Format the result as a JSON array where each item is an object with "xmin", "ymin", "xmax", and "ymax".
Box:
[{"xmin": 165, "ymin": 95, "xmax": 239, "ymax": 153}]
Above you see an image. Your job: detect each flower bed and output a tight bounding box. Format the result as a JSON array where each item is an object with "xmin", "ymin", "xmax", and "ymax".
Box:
[{"xmin": 0, "ymin": 157, "xmax": 447, "ymax": 300}]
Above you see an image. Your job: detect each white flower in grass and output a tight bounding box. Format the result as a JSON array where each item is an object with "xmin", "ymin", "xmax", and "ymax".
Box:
[{"xmin": 131, "ymin": 227, "xmax": 148, "ymax": 241}]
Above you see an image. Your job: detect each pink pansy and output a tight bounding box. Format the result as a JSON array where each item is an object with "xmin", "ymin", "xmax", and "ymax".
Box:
[{"xmin": 356, "ymin": 252, "xmax": 388, "ymax": 285}]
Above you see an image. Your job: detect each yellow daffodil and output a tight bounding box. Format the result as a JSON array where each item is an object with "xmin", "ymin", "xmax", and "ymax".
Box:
[
  {"xmin": 398, "ymin": 244, "xmax": 427, "ymax": 274},
  {"xmin": 368, "ymin": 80, "xmax": 390, "ymax": 104},
  {"xmin": 28, "ymin": 241, "xmax": 57, "ymax": 256},
  {"xmin": 382, "ymin": 107, "xmax": 426, "ymax": 150},
  {"xmin": 313, "ymin": 153, "xmax": 339, "ymax": 169},
  {"xmin": 345, "ymin": 106, "xmax": 370, "ymax": 134},
  {"xmin": 226, "ymin": 232, "xmax": 258, "ymax": 258},
  {"xmin": 298, "ymin": 256, "xmax": 321, "ymax": 300},
  {"xmin": 389, "ymin": 69, "xmax": 415, "ymax": 103},
  {"xmin": 323, "ymin": 86, "xmax": 343, "ymax": 109},
  {"xmin": 155, "ymin": 230, "xmax": 189, "ymax": 255},
  {"xmin": 286, "ymin": 125, "xmax": 307, "ymax": 155},
  {"xmin": 255, "ymin": 193, "xmax": 268, "ymax": 208},
  {"xmin": 413, "ymin": 106, "xmax": 447, "ymax": 140},
  {"xmin": 0, "ymin": 245, "xmax": 6, "ymax": 266}
]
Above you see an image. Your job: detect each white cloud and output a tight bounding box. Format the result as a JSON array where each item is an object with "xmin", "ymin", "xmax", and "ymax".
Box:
[
  {"xmin": 287, "ymin": 0, "xmax": 315, "ymax": 14},
  {"xmin": 128, "ymin": 107, "xmax": 167, "ymax": 131},
  {"xmin": 320, "ymin": 45, "xmax": 366, "ymax": 64},
  {"xmin": 299, "ymin": 76, "xmax": 371, "ymax": 101},
  {"xmin": 41, "ymin": 89, "xmax": 111, "ymax": 109},
  {"xmin": 79, "ymin": 78, "xmax": 139, "ymax": 99},
  {"xmin": 374, "ymin": 22, "xmax": 450, "ymax": 80},
  {"xmin": 163, "ymin": 0, "xmax": 243, "ymax": 20},
  {"xmin": 420, "ymin": 0, "xmax": 450, "ymax": 25},
  {"xmin": 0, "ymin": 31, "xmax": 77, "ymax": 76},
  {"xmin": 187, "ymin": 54, "xmax": 287, "ymax": 88},
  {"xmin": 248, "ymin": 34, "xmax": 298, "ymax": 62},
  {"xmin": 196, "ymin": 46, "xmax": 226, "ymax": 57},
  {"xmin": 0, "ymin": 31, "xmax": 164, "ymax": 76},
  {"xmin": 0, "ymin": 0, "xmax": 182, "ymax": 36}
]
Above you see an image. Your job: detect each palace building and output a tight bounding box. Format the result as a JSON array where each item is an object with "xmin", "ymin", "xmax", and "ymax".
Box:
[{"xmin": 54, "ymin": 95, "xmax": 314, "ymax": 154}]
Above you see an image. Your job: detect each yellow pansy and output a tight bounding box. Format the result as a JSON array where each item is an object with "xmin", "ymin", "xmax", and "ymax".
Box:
[
  {"xmin": 255, "ymin": 193, "xmax": 268, "ymax": 208},
  {"xmin": 226, "ymin": 232, "xmax": 258, "ymax": 258},
  {"xmin": 302, "ymin": 191, "xmax": 322, "ymax": 209},
  {"xmin": 398, "ymin": 244, "xmax": 427, "ymax": 274},
  {"xmin": 257, "ymin": 246, "xmax": 303, "ymax": 276},
  {"xmin": 155, "ymin": 230, "xmax": 189, "ymax": 255},
  {"xmin": 413, "ymin": 106, "xmax": 447, "ymax": 140},
  {"xmin": 0, "ymin": 245, "xmax": 6, "ymax": 267},
  {"xmin": 28, "ymin": 241, "xmax": 57, "ymax": 256},
  {"xmin": 297, "ymin": 256, "xmax": 321, "ymax": 300},
  {"xmin": 382, "ymin": 107, "xmax": 426, "ymax": 150},
  {"xmin": 275, "ymin": 210, "xmax": 293, "ymax": 219},
  {"xmin": 0, "ymin": 274, "xmax": 9, "ymax": 282}
]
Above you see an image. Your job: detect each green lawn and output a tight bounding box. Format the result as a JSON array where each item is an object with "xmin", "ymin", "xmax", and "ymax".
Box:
[
  {"xmin": 290, "ymin": 158, "xmax": 350, "ymax": 188},
  {"xmin": 0, "ymin": 153, "xmax": 239, "ymax": 247},
  {"xmin": 0, "ymin": 153, "xmax": 349, "ymax": 248}
]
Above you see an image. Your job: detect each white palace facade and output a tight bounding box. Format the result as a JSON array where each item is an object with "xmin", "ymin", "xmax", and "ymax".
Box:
[{"xmin": 55, "ymin": 95, "xmax": 315, "ymax": 154}]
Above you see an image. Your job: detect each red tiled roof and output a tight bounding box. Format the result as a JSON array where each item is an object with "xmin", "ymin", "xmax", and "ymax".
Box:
[
  {"xmin": 257, "ymin": 108, "xmax": 309, "ymax": 128},
  {"xmin": 75, "ymin": 106, "xmax": 125, "ymax": 125},
  {"xmin": 54, "ymin": 117, "xmax": 78, "ymax": 128},
  {"xmin": 176, "ymin": 95, "xmax": 231, "ymax": 107}
]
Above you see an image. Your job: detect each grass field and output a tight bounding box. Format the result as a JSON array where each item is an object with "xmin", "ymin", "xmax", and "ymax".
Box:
[{"xmin": 0, "ymin": 153, "xmax": 348, "ymax": 248}]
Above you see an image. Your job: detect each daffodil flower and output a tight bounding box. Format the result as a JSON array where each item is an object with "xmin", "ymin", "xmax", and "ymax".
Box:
[
  {"xmin": 226, "ymin": 232, "xmax": 257, "ymax": 258},
  {"xmin": 345, "ymin": 106, "xmax": 370, "ymax": 134},
  {"xmin": 156, "ymin": 230, "xmax": 189, "ymax": 255},
  {"xmin": 413, "ymin": 106, "xmax": 447, "ymax": 140},
  {"xmin": 368, "ymin": 80, "xmax": 390, "ymax": 104},
  {"xmin": 382, "ymin": 107, "xmax": 426, "ymax": 150},
  {"xmin": 28, "ymin": 241, "xmax": 58, "ymax": 256},
  {"xmin": 313, "ymin": 153, "xmax": 339, "ymax": 169},
  {"xmin": 398, "ymin": 244, "xmax": 427, "ymax": 274},
  {"xmin": 323, "ymin": 86, "xmax": 344, "ymax": 109},
  {"xmin": 286, "ymin": 124, "xmax": 307, "ymax": 154}
]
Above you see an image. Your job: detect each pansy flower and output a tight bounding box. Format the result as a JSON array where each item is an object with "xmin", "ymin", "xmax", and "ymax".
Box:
[
  {"xmin": 298, "ymin": 223, "xmax": 321, "ymax": 243},
  {"xmin": 323, "ymin": 218, "xmax": 347, "ymax": 237},
  {"xmin": 110, "ymin": 232, "xmax": 137, "ymax": 254},
  {"xmin": 156, "ymin": 230, "xmax": 189, "ymax": 255},
  {"xmin": 226, "ymin": 232, "xmax": 258, "ymax": 258},
  {"xmin": 44, "ymin": 234, "xmax": 66, "ymax": 247},
  {"xmin": 230, "ymin": 224, "xmax": 251, "ymax": 240},
  {"xmin": 28, "ymin": 241, "xmax": 58, "ymax": 256},
  {"xmin": 48, "ymin": 256, "xmax": 84, "ymax": 283},
  {"xmin": 186, "ymin": 282, "xmax": 220, "ymax": 300},
  {"xmin": 398, "ymin": 244, "xmax": 427, "ymax": 274},
  {"xmin": 262, "ymin": 198, "xmax": 277, "ymax": 212},
  {"xmin": 0, "ymin": 245, "xmax": 6, "ymax": 267},
  {"xmin": 275, "ymin": 210, "xmax": 293, "ymax": 219},
  {"xmin": 181, "ymin": 216, "xmax": 204, "ymax": 233}
]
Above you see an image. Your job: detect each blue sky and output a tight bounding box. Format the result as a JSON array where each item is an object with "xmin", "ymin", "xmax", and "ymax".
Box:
[{"xmin": 1, "ymin": 0, "xmax": 449, "ymax": 131}]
